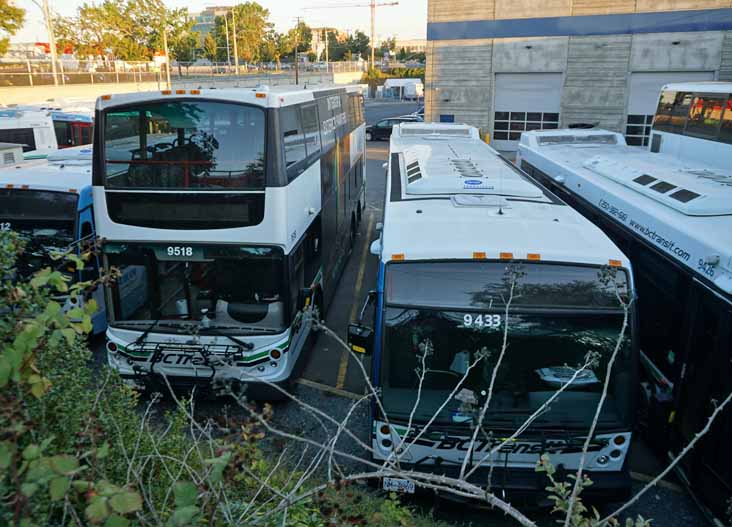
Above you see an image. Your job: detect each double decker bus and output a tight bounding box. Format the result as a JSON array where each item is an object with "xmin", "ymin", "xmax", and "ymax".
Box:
[
  {"xmin": 517, "ymin": 82, "xmax": 732, "ymax": 522},
  {"xmin": 349, "ymin": 123, "xmax": 638, "ymax": 501},
  {"xmin": 93, "ymin": 86, "xmax": 366, "ymax": 398},
  {"xmin": 0, "ymin": 145, "xmax": 107, "ymax": 333}
]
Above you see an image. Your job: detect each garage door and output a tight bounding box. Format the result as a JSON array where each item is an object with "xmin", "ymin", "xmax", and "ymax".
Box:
[
  {"xmin": 493, "ymin": 73, "xmax": 562, "ymax": 152},
  {"xmin": 625, "ymin": 71, "xmax": 714, "ymax": 146}
]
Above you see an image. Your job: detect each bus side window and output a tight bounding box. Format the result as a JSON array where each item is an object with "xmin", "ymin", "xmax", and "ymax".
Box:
[{"xmin": 281, "ymin": 105, "xmax": 307, "ymax": 180}]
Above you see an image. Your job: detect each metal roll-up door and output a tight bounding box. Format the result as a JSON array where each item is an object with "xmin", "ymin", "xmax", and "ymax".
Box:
[{"xmin": 493, "ymin": 73, "xmax": 562, "ymax": 152}]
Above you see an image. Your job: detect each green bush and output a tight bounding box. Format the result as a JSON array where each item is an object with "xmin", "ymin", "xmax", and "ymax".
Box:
[{"xmin": 0, "ymin": 232, "xmax": 446, "ymax": 526}]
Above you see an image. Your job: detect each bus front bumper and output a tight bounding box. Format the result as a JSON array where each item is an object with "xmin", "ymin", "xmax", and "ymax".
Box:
[{"xmin": 377, "ymin": 461, "xmax": 632, "ymax": 505}]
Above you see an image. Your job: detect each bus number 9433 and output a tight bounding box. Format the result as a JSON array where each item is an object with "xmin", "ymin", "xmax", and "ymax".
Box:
[{"xmin": 463, "ymin": 314, "xmax": 502, "ymax": 328}]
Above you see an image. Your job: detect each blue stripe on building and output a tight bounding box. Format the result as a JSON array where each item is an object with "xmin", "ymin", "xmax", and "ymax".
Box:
[{"xmin": 427, "ymin": 8, "xmax": 732, "ymax": 41}]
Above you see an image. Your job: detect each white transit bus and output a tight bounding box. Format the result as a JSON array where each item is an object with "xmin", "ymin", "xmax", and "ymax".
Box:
[
  {"xmin": 92, "ymin": 86, "xmax": 366, "ymax": 398},
  {"xmin": 0, "ymin": 145, "xmax": 107, "ymax": 333},
  {"xmin": 349, "ymin": 123, "xmax": 638, "ymax": 501},
  {"xmin": 0, "ymin": 109, "xmax": 58, "ymax": 160},
  {"xmin": 517, "ymin": 82, "xmax": 732, "ymax": 522}
]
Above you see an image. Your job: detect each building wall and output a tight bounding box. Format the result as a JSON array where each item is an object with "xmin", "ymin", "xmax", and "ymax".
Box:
[{"xmin": 425, "ymin": 0, "xmax": 732, "ymax": 146}]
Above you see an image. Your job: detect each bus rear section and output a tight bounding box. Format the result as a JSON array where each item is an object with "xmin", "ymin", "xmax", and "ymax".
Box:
[
  {"xmin": 0, "ymin": 146, "xmax": 106, "ymax": 334},
  {"xmin": 350, "ymin": 122, "xmax": 638, "ymax": 502},
  {"xmin": 93, "ymin": 87, "xmax": 365, "ymax": 397}
]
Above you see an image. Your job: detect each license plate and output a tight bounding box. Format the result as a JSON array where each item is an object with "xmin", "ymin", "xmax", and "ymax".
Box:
[{"xmin": 382, "ymin": 477, "xmax": 415, "ymax": 494}]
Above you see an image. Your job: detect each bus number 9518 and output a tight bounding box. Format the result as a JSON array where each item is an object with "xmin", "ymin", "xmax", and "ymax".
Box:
[
  {"xmin": 167, "ymin": 246, "xmax": 194, "ymax": 257},
  {"xmin": 463, "ymin": 314, "xmax": 501, "ymax": 328}
]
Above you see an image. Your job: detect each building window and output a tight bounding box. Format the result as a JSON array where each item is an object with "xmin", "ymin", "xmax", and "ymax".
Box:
[
  {"xmin": 439, "ymin": 114, "xmax": 455, "ymax": 123},
  {"xmin": 625, "ymin": 114, "xmax": 654, "ymax": 147},
  {"xmin": 493, "ymin": 112, "xmax": 559, "ymax": 141}
]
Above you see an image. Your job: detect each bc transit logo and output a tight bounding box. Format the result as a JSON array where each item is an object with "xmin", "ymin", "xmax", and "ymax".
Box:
[{"xmin": 464, "ymin": 179, "xmax": 483, "ymax": 187}]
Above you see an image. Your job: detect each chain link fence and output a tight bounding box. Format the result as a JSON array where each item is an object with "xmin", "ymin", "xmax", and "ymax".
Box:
[{"xmin": 0, "ymin": 59, "xmax": 366, "ymax": 88}]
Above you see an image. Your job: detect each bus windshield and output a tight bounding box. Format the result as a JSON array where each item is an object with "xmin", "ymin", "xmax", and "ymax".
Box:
[
  {"xmin": 105, "ymin": 244, "xmax": 286, "ymax": 336},
  {"xmin": 381, "ymin": 262, "xmax": 634, "ymax": 430},
  {"xmin": 103, "ymin": 101, "xmax": 266, "ymax": 190},
  {"xmin": 0, "ymin": 189, "xmax": 78, "ymax": 277}
]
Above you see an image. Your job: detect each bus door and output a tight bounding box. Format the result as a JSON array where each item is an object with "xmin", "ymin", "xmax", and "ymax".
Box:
[
  {"xmin": 73, "ymin": 122, "xmax": 93, "ymax": 146},
  {"xmin": 674, "ymin": 281, "xmax": 732, "ymax": 519},
  {"xmin": 77, "ymin": 204, "xmax": 106, "ymax": 334}
]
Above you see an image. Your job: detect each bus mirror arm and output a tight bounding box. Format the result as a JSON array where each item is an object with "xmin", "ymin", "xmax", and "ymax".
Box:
[{"xmin": 358, "ymin": 290, "xmax": 377, "ymax": 322}]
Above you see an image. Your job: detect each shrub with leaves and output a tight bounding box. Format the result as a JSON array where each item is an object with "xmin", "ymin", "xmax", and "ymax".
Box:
[{"xmin": 0, "ymin": 231, "xmax": 445, "ymax": 527}]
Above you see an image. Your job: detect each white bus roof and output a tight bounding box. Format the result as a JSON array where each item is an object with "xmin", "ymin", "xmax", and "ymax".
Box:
[
  {"xmin": 659, "ymin": 81, "xmax": 732, "ymax": 94},
  {"xmin": 380, "ymin": 123, "xmax": 630, "ymax": 269},
  {"xmin": 0, "ymin": 144, "xmax": 92, "ymax": 193},
  {"xmin": 519, "ymin": 128, "xmax": 732, "ymax": 294},
  {"xmin": 0, "ymin": 109, "xmax": 53, "ymax": 128},
  {"xmin": 96, "ymin": 85, "xmax": 363, "ymax": 111}
]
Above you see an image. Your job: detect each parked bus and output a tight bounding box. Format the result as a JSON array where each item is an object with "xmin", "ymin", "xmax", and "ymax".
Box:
[
  {"xmin": 349, "ymin": 123, "xmax": 638, "ymax": 502},
  {"xmin": 0, "ymin": 109, "xmax": 58, "ymax": 160},
  {"xmin": 0, "ymin": 145, "xmax": 107, "ymax": 334},
  {"xmin": 93, "ymin": 86, "xmax": 366, "ymax": 398},
  {"xmin": 50, "ymin": 111, "xmax": 94, "ymax": 149},
  {"xmin": 517, "ymin": 82, "xmax": 732, "ymax": 522}
]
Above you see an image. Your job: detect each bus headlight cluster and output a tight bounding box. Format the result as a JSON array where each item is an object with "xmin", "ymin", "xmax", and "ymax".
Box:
[{"xmin": 377, "ymin": 423, "xmax": 394, "ymax": 450}]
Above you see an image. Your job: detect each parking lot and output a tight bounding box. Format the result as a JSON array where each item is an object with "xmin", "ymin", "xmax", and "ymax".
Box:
[{"xmin": 90, "ymin": 99, "xmax": 707, "ymax": 526}]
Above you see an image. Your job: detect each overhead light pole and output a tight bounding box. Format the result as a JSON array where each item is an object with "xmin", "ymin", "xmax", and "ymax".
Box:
[{"xmin": 31, "ymin": 0, "xmax": 58, "ymax": 86}]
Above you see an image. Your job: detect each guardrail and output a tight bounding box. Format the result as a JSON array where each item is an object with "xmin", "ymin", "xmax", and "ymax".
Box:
[{"xmin": 0, "ymin": 59, "xmax": 366, "ymax": 88}]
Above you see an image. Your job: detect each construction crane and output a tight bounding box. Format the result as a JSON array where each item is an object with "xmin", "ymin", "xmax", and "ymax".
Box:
[{"xmin": 303, "ymin": 1, "xmax": 399, "ymax": 69}]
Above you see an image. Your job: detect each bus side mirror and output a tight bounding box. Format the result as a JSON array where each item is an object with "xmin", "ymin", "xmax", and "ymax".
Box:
[
  {"xmin": 370, "ymin": 239, "xmax": 381, "ymax": 256},
  {"xmin": 347, "ymin": 323, "xmax": 373, "ymax": 356}
]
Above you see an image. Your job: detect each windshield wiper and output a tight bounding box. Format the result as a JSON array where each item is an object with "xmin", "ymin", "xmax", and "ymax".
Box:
[
  {"xmin": 204, "ymin": 323, "xmax": 278, "ymax": 334},
  {"xmin": 199, "ymin": 325, "xmax": 254, "ymax": 350}
]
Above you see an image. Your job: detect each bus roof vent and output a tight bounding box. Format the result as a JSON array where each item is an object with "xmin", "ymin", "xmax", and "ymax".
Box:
[
  {"xmin": 538, "ymin": 134, "xmax": 618, "ymax": 146},
  {"xmin": 583, "ymin": 155, "xmax": 732, "ymax": 216},
  {"xmin": 451, "ymin": 194, "xmax": 510, "ymax": 208},
  {"xmin": 450, "ymin": 159, "xmax": 483, "ymax": 178}
]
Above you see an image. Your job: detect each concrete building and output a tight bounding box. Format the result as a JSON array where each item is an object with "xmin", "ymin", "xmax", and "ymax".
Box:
[
  {"xmin": 191, "ymin": 6, "xmax": 231, "ymax": 37},
  {"xmin": 394, "ymin": 39, "xmax": 427, "ymax": 53},
  {"xmin": 425, "ymin": 1, "xmax": 732, "ymax": 151}
]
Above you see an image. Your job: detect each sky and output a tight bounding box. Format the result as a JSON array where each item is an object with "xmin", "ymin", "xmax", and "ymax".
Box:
[{"xmin": 11, "ymin": 0, "xmax": 428, "ymax": 43}]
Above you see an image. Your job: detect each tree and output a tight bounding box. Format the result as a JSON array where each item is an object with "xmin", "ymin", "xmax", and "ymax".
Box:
[
  {"xmin": 0, "ymin": 0, "xmax": 25, "ymax": 56},
  {"xmin": 170, "ymin": 30, "xmax": 200, "ymax": 74},
  {"xmin": 287, "ymin": 20, "xmax": 311, "ymax": 54},
  {"xmin": 202, "ymin": 32, "xmax": 217, "ymax": 63},
  {"xmin": 51, "ymin": 0, "xmax": 195, "ymax": 62},
  {"xmin": 213, "ymin": 2, "xmax": 271, "ymax": 65},
  {"xmin": 347, "ymin": 30, "xmax": 369, "ymax": 60},
  {"xmin": 260, "ymin": 30, "xmax": 290, "ymax": 69},
  {"xmin": 380, "ymin": 36, "xmax": 395, "ymax": 53}
]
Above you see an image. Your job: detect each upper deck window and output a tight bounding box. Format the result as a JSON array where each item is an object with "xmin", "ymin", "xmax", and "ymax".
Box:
[
  {"xmin": 103, "ymin": 100, "xmax": 265, "ymax": 190},
  {"xmin": 686, "ymin": 95, "xmax": 726, "ymax": 139}
]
